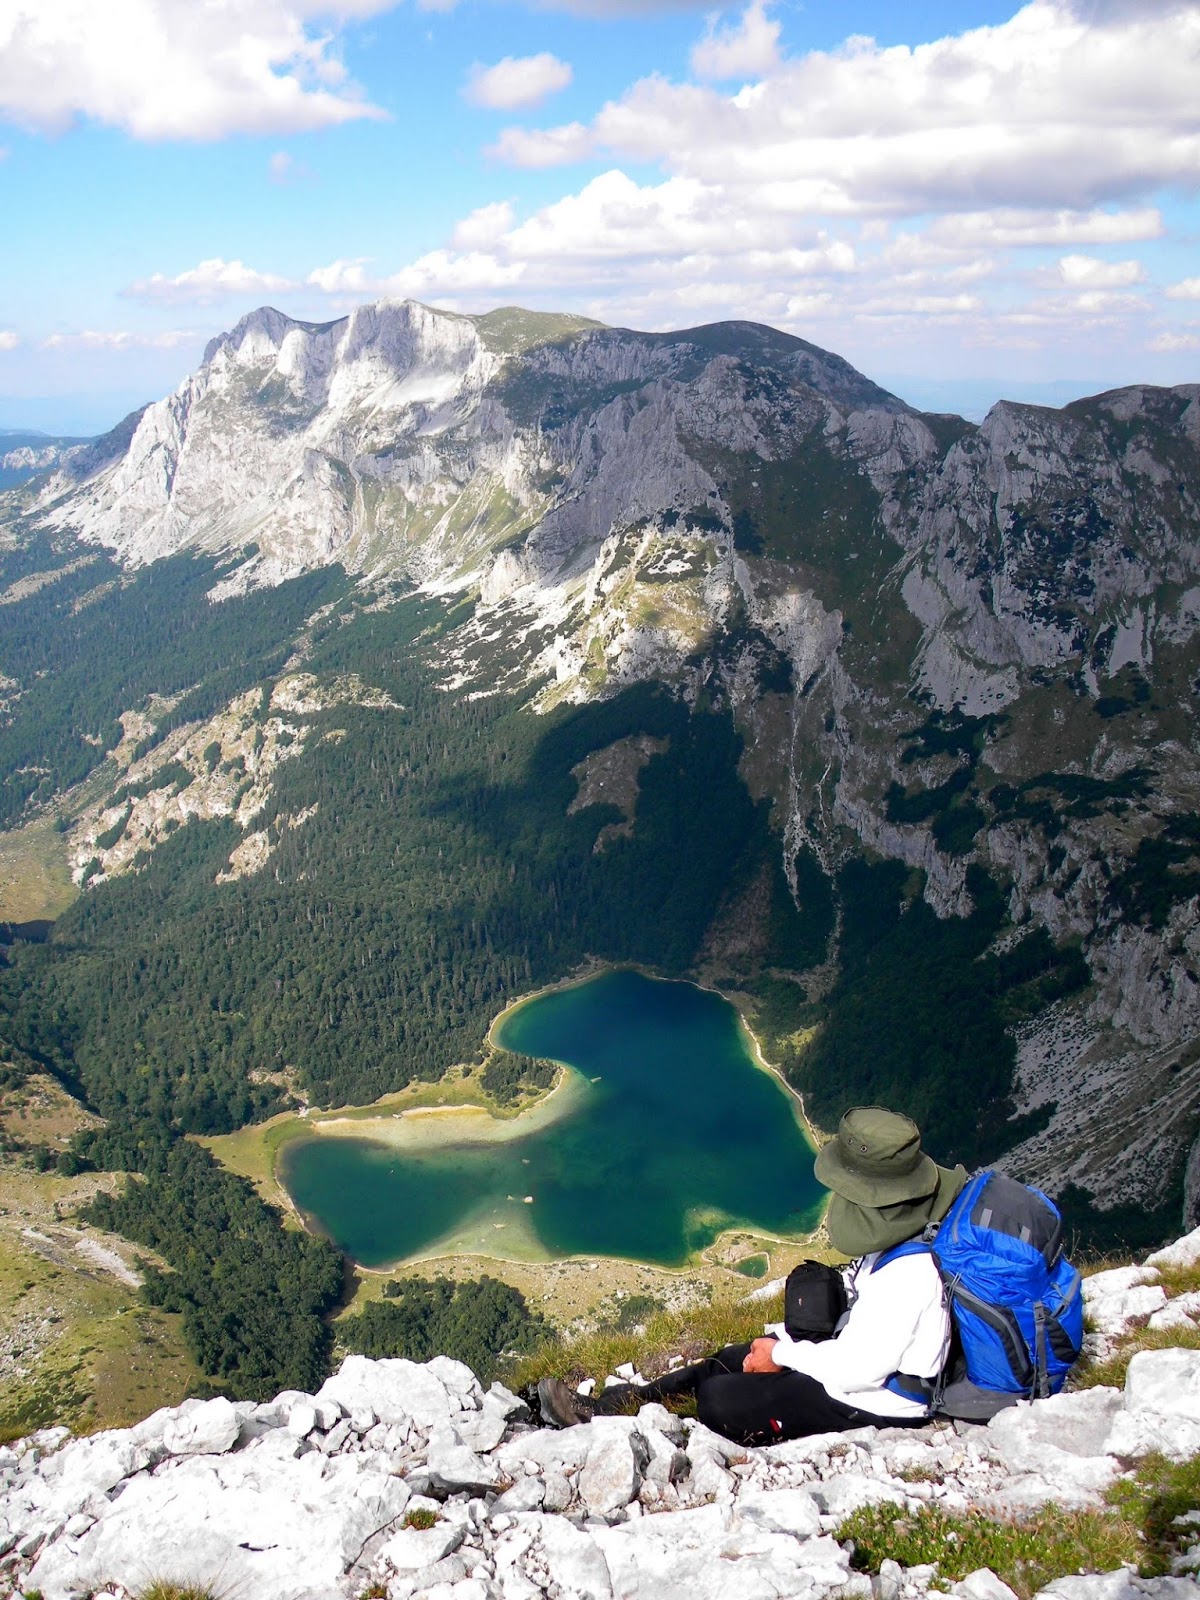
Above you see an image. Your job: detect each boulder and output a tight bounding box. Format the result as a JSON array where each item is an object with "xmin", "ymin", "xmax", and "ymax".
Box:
[
  {"xmin": 380, "ymin": 1519, "xmax": 465, "ymax": 1572},
  {"xmin": 426, "ymin": 1355, "xmax": 484, "ymax": 1411},
  {"xmin": 160, "ymin": 1397, "xmax": 242, "ymax": 1457},
  {"xmin": 317, "ymin": 1354, "xmax": 448, "ymax": 1428},
  {"xmin": 954, "ymin": 1570, "xmax": 1020, "ymax": 1600},
  {"xmin": 426, "ymin": 1433, "xmax": 503, "ymax": 1497},
  {"xmin": 1145, "ymin": 1226, "xmax": 1200, "ymax": 1271},
  {"xmin": 1083, "ymin": 1283, "xmax": 1169, "ymax": 1337},
  {"xmin": 733, "ymin": 1487, "xmax": 822, "ymax": 1539},
  {"xmin": 1035, "ymin": 1574, "xmax": 1200, "ymax": 1600},
  {"xmin": 489, "ymin": 1478, "xmax": 547, "ymax": 1517},
  {"xmin": 1147, "ymin": 1293, "xmax": 1200, "ymax": 1332},
  {"xmin": 984, "ymin": 1389, "xmax": 1122, "ymax": 1499},
  {"xmin": 484, "ymin": 1382, "xmax": 530, "ymax": 1423},
  {"xmin": 454, "ymin": 1409, "xmax": 509, "ymax": 1454},
  {"xmin": 27, "ymin": 1450, "xmax": 411, "ymax": 1600},
  {"xmin": 531, "ymin": 1514, "xmax": 614, "ymax": 1600},
  {"xmin": 808, "ymin": 1472, "xmax": 907, "ymax": 1519},
  {"xmin": 1103, "ymin": 1347, "xmax": 1200, "ymax": 1460},
  {"xmin": 578, "ymin": 1424, "xmax": 648, "ymax": 1517}
]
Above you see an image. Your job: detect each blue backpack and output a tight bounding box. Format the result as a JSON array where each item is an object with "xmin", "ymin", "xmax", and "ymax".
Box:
[{"xmin": 877, "ymin": 1170, "xmax": 1084, "ymax": 1420}]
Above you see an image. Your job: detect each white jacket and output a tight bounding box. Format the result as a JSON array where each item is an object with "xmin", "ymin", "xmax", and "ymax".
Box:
[{"xmin": 766, "ymin": 1250, "xmax": 949, "ymax": 1418}]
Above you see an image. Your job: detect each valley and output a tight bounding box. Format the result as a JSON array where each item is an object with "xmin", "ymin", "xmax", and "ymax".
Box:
[{"xmin": 0, "ymin": 299, "xmax": 1198, "ymax": 1419}]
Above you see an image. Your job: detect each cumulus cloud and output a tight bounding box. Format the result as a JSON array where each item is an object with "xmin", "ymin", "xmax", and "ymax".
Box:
[
  {"xmin": 1166, "ymin": 278, "xmax": 1200, "ymax": 300},
  {"xmin": 0, "ymin": 331, "xmax": 20, "ymax": 351},
  {"xmin": 486, "ymin": 122, "xmax": 593, "ymax": 167},
  {"xmin": 0, "ymin": 0, "xmax": 391, "ymax": 140},
  {"xmin": 501, "ymin": 2, "xmax": 1200, "ymax": 218},
  {"xmin": 690, "ymin": 2, "xmax": 780, "ymax": 80},
  {"xmin": 126, "ymin": 258, "xmax": 299, "ymax": 305},
  {"xmin": 465, "ymin": 54, "xmax": 573, "ymax": 111},
  {"xmin": 1057, "ymin": 254, "xmax": 1146, "ymax": 287}
]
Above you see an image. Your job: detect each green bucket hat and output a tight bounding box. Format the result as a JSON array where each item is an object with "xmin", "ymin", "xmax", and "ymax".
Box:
[{"xmin": 813, "ymin": 1106, "xmax": 939, "ymax": 1207}]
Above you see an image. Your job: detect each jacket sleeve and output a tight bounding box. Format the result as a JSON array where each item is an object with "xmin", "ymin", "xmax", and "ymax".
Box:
[{"xmin": 768, "ymin": 1253, "xmax": 939, "ymax": 1390}]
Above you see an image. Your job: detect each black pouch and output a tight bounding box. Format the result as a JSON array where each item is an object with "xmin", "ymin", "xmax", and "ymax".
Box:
[{"xmin": 783, "ymin": 1260, "xmax": 847, "ymax": 1341}]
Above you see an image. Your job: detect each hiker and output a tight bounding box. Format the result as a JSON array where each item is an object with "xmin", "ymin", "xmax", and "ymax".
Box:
[{"xmin": 537, "ymin": 1106, "xmax": 968, "ymax": 1445}]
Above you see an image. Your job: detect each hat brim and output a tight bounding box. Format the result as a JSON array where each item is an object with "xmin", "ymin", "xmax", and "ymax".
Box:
[{"xmin": 814, "ymin": 1140, "xmax": 939, "ymax": 1207}]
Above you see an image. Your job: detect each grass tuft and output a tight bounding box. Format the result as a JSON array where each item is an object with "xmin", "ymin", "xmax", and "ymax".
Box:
[
  {"xmin": 402, "ymin": 1508, "xmax": 439, "ymax": 1531},
  {"xmin": 137, "ymin": 1584, "xmax": 220, "ymax": 1600},
  {"xmin": 507, "ymin": 1289, "xmax": 784, "ymax": 1393},
  {"xmin": 838, "ymin": 1501, "xmax": 1141, "ymax": 1600}
]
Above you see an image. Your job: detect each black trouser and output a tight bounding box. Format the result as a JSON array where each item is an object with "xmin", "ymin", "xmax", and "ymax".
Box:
[{"xmin": 591, "ymin": 1342, "xmax": 923, "ymax": 1447}]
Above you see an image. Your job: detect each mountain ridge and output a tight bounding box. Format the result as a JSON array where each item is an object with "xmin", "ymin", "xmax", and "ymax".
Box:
[{"xmin": 3, "ymin": 300, "xmax": 1200, "ymax": 1236}]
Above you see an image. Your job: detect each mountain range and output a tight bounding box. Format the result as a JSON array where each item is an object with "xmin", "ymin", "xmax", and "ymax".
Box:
[{"xmin": 4, "ymin": 297, "xmax": 1200, "ymax": 1246}]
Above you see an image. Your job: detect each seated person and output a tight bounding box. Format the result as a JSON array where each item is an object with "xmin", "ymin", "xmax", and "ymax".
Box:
[{"xmin": 538, "ymin": 1106, "xmax": 967, "ymax": 1445}]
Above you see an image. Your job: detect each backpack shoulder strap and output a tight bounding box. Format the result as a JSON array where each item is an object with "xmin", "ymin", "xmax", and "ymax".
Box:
[{"xmin": 871, "ymin": 1237, "xmax": 934, "ymax": 1273}]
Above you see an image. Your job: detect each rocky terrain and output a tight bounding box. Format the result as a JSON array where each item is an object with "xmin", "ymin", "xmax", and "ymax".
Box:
[
  {"xmin": 6, "ymin": 299, "xmax": 1200, "ymax": 1218},
  {"xmin": 5, "ymin": 1231, "xmax": 1200, "ymax": 1600}
]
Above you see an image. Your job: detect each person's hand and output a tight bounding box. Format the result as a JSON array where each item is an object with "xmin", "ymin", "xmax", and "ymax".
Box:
[{"xmin": 742, "ymin": 1336, "xmax": 784, "ymax": 1374}]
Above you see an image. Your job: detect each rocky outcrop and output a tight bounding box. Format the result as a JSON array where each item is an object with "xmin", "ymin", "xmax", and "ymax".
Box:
[{"xmin": 6, "ymin": 1235, "xmax": 1200, "ymax": 1600}]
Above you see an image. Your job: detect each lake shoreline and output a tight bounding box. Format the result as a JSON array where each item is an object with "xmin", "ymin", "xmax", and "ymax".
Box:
[{"xmin": 211, "ymin": 961, "xmax": 825, "ymax": 1277}]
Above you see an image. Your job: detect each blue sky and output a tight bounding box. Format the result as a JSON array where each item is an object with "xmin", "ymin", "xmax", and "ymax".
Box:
[{"xmin": 0, "ymin": 0, "xmax": 1197, "ymax": 432}]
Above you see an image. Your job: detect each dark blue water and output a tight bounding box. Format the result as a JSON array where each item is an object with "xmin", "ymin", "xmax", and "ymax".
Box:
[{"xmin": 280, "ymin": 970, "xmax": 821, "ymax": 1267}]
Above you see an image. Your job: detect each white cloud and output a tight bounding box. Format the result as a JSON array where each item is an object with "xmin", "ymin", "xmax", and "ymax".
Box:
[
  {"xmin": 1057, "ymin": 254, "xmax": 1146, "ymax": 287},
  {"xmin": 690, "ymin": 2, "xmax": 780, "ymax": 81},
  {"xmin": 451, "ymin": 201, "xmax": 517, "ymax": 250},
  {"xmin": 486, "ymin": 122, "xmax": 593, "ymax": 167},
  {"xmin": 504, "ymin": 2, "xmax": 1200, "ymax": 218},
  {"xmin": 126, "ymin": 258, "xmax": 299, "ymax": 305},
  {"xmin": 465, "ymin": 54, "xmax": 573, "ymax": 111},
  {"xmin": 41, "ymin": 329, "xmax": 198, "ymax": 350},
  {"xmin": 1166, "ymin": 278, "xmax": 1200, "ymax": 301},
  {"xmin": 525, "ymin": 0, "xmax": 712, "ymax": 12},
  {"xmin": 0, "ymin": 331, "xmax": 20, "ymax": 351},
  {"xmin": 0, "ymin": 0, "xmax": 391, "ymax": 140},
  {"xmin": 1149, "ymin": 329, "xmax": 1200, "ymax": 352},
  {"xmin": 923, "ymin": 208, "xmax": 1164, "ymax": 250}
]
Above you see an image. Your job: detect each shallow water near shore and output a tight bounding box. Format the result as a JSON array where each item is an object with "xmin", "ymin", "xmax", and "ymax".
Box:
[{"xmin": 279, "ymin": 969, "xmax": 822, "ymax": 1268}]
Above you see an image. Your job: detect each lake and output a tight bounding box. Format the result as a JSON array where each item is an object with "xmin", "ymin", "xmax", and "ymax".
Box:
[{"xmin": 279, "ymin": 969, "xmax": 822, "ymax": 1268}]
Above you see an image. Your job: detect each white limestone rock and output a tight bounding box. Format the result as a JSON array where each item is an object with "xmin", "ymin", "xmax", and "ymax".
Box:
[
  {"xmin": 954, "ymin": 1571, "xmax": 1020, "ymax": 1600},
  {"xmin": 984, "ymin": 1389, "xmax": 1122, "ymax": 1502},
  {"xmin": 1145, "ymin": 1227, "xmax": 1200, "ymax": 1271},
  {"xmin": 27, "ymin": 1450, "xmax": 411, "ymax": 1600},
  {"xmin": 318, "ymin": 1354, "xmax": 449, "ymax": 1428},
  {"xmin": 425, "ymin": 1432, "xmax": 503, "ymax": 1497},
  {"xmin": 1105, "ymin": 1347, "xmax": 1200, "ymax": 1460},
  {"xmin": 578, "ymin": 1423, "xmax": 648, "ymax": 1517},
  {"xmin": 1034, "ymin": 1575, "xmax": 1200, "ymax": 1600},
  {"xmin": 809, "ymin": 1472, "xmax": 908, "ymax": 1519},
  {"xmin": 1083, "ymin": 1270, "xmax": 1168, "ymax": 1337},
  {"xmin": 380, "ymin": 1519, "xmax": 466, "ymax": 1572}
]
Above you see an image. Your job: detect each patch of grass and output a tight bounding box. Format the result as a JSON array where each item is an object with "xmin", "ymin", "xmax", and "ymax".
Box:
[
  {"xmin": 1073, "ymin": 1325, "xmax": 1200, "ymax": 1391},
  {"xmin": 0, "ymin": 1357, "xmax": 90, "ymax": 1444},
  {"xmin": 403, "ymin": 1508, "xmax": 439, "ymax": 1531},
  {"xmin": 507, "ymin": 1287, "xmax": 783, "ymax": 1392},
  {"xmin": 1108, "ymin": 1451, "xmax": 1200, "ymax": 1576},
  {"xmin": 138, "ymin": 1584, "xmax": 220, "ymax": 1600},
  {"xmin": 838, "ymin": 1501, "xmax": 1141, "ymax": 1600}
]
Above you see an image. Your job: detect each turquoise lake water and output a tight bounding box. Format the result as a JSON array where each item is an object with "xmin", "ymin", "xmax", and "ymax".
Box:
[{"xmin": 279, "ymin": 969, "xmax": 822, "ymax": 1268}]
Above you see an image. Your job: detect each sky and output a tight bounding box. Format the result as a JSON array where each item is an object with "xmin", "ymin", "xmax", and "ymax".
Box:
[{"xmin": 0, "ymin": 0, "xmax": 1198, "ymax": 433}]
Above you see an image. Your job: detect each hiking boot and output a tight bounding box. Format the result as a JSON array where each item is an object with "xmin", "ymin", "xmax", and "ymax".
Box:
[{"xmin": 537, "ymin": 1377, "xmax": 596, "ymax": 1429}]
